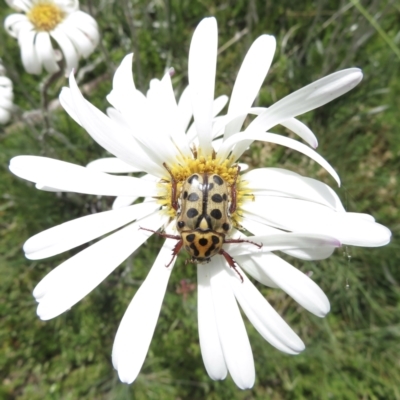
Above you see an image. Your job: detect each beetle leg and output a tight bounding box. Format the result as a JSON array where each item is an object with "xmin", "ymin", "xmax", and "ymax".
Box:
[
  {"xmin": 229, "ymin": 165, "xmax": 241, "ymax": 214},
  {"xmin": 166, "ymin": 239, "xmax": 183, "ymax": 268},
  {"xmin": 219, "ymin": 249, "xmax": 244, "ymax": 283},
  {"xmin": 163, "ymin": 162, "xmax": 179, "ymax": 211},
  {"xmin": 224, "ymin": 237, "xmax": 263, "ymax": 249},
  {"xmin": 139, "ymin": 226, "xmax": 180, "ymax": 241},
  {"xmin": 139, "ymin": 227, "xmax": 182, "ymax": 268}
]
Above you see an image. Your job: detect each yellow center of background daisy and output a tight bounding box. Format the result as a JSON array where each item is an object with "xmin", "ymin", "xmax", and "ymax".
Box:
[
  {"xmin": 158, "ymin": 154, "xmax": 254, "ymax": 225},
  {"xmin": 27, "ymin": 2, "xmax": 65, "ymax": 31}
]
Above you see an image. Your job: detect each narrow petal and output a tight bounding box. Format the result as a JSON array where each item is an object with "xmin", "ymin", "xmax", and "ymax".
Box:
[
  {"xmin": 243, "ymin": 167, "xmax": 345, "ymax": 211},
  {"xmin": 212, "ymin": 95, "xmax": 229, "ymax": 117},
  {"xmin": 224, "ymin": 35, "xmax": 276, "ymax": 139},
  {"xmin": 112, "ymin": 238, "xmax": 177, "ymax": 383},
  {"xmin": 188, "ymin": 17, "xmax": 218, "ymax": 156},
  {"xmin": 177, "ymin": 85, "xmax": 193, "ymax": 132},
  {"xmin": 228, "ymin": 265, "xmax": 306, "ymax": 354},
  {"xmin": 24, "ymin": 201, "xmax": 159, "ymax": 259},
  {"xmin": 210, "ymin": 257, "xmax": 255, "ymax": 389},
  {"xmin": 235, "ymin": 254, "xmax": 279, "ymax": 288},
  {"xmin": 245, "ymin": 253, "xmax": 330, "ymax": 317},
  {"xmin": 219, "ymin": 131, "xmax": 341, "ymax": 186},
  {"xmin": 10, "ymin": 156, "xmax": 158, "ymax": 197},
  {"xmin": 241, "ymin": 197, "xmax": 391, "ymax": 247},
  {"xmin": 19, "ymin": 28, "xmax": 41, "ymax": 74},
  {"xmin": 227, "ymin": 232, "xmax": 341, "ymax": 256},
  {"xmin": 148, "ymin": 72, "xmax": 192, "ymax": 157},
  {"xmin": 112, "ymin": 196, "xmax": 137, "ymax": 209},
  {"xmin": 33, "ymin": 212, "xmax": 164, "ymax": 320},
  {"xmin": 50, "ymin": 27, "xmax": 79, "ymax": 75},
  {"xmin": 67, "ymin": 74, "xmax": 166, "ymax": 177},
  {"xmin": 5, "ymin": 1, "xmax": 31, "ymax": 12},
  {"xmin": 106, "ymin": 54, "xmax": 143, "ymax": 114},
  {"xmin": 35, "ymin": 32, "xmax": 60, "ymax": 74},
  {"xmin": 230, "ymin": 69, "xmax": 363, "ymax": 159},
  {"xmin": 59, "ymin": 21, "xmax": 95, "ymax": 58},
  {"xmin": 249, "ymin": 69, "xmax": 363, "ymax": 133},
  {"xmin": 241, "ymin": 218, "xmax": 336, "ymax": 261},
  {"xmin": 86, "ymin": 157, "xmax": 142, "ymax": 173},
  {"xmin": 4, "ymin": 14, "xmax": 30, "ymax": 38},
  {"xmin": 197, "ymin": 263, "xmax": 227, "ymax": 381},
  {"xmin": 250, "ymin": 107, "xmax": 318, "ymax": 148}
]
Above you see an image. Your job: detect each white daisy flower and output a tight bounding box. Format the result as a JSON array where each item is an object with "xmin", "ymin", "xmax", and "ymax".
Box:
[
  {"xmin": 9, "ymin": 17, "xmax": 391, "ymax": 389},
  {"xmin": 0, "ymin": 75, "xmax": 14, "ymax": 124},
  {"xmin": 4, "ymin": 0, "xmax": 99, "ymax": 75}
]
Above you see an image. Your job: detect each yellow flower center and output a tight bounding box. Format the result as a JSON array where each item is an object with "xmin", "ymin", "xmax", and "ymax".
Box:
[
  {"xmin": 157, "ymin": 151, "xmax": 254, "ymax": 226},
  {"xmin": 27, "ymin": 2, "xmax": 65, "ymax": 31}
]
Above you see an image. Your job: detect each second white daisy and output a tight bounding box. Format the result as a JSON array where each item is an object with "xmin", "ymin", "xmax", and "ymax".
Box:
[{"xmin": 4, "ymin": 0, "xmax": 99, "ymax": 75}]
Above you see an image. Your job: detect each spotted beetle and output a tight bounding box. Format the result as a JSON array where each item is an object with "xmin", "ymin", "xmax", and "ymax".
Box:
[{"xmin": 141, "ymin": 164, "xmax": 261, "ymax": 281}]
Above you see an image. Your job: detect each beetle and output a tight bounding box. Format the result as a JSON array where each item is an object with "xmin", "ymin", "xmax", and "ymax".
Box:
[{"xmin": 141, "ymin": 164, "xmax": 261, "ymax": 282}]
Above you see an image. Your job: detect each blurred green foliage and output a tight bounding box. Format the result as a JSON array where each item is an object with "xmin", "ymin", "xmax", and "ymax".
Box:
[{"xmin": 1, "ymin": 0, "xmax": 399, "ymax": 399}]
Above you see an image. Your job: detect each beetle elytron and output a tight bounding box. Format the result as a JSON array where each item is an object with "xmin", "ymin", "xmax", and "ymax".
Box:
[{"xmin": 141, "ymin": 164, "xmax": 261, "ymax": 281}]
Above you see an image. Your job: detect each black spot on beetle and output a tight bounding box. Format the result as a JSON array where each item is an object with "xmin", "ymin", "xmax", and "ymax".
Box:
[
  {"xmin": 188, "ymin": 192, "xmax": 199, "ymax": 201},
  {"xmin": 186, "ymin": 234, "xmax": 195, "ymax": 242},
  {"xmin": 207, "ymin": 183, "xmax": 214, "ymax": 191},
  {"xmin": 188, "ymin": 174, "xmax": 199, "ymax": 184},
  {"xmin": 187, "ymin": 208, "xmax": 199, "ymax": 218},
  {"xmin": 222, "ymin": 193, "xmax": 227, "ymax": 201},
  {"xmin": 211, "ymin": 194, "xmax": 223, "ymax": 203},
  {"xmin": 199, "ymin": 238, "xmax": 208, "ymax": 246},
  {"xmin": 178, "ymin": 221, "xmax": 185, "ymax": 228},
  {"xmin": 222, "ymin": 222, "xmax": 230, "ymax": 231},
  {"xmin": 213, "ymin": 175, "xmax": 224, "ymax": 185},
  {"xmin": 190, "ymin": 243, "xmax": 199, "ymax": 256},
  {"xmin": 183, "ymin": 191, "xmax": 188, "ymax": 199},
  {"xmin": 210, "ymin": 209, "xmax": 222, "ymax": 220},
  {"xmin": 211, "ymin": 235, "xmax": 220, "ymax": 244}
]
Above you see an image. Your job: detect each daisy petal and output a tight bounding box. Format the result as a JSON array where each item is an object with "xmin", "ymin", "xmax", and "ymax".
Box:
[
  {"xmin": 106, "ymin": 54, "xmax": 143, "ymax": 114},
  {"xmin": 10, "ymin": 156, "xmax": 158, "ymax": 197},
  {"xmin": 86, "ymin": 157, "xmax": 142, "ymax": 173},
  {"xmin": 230, "ymin": 69, "xmax": 363, "ymax": 159},
  {"xmin": 235, "ymin": 254, "xmax": 279, "ymax": 288},
  {"xmin": 24, "ymin": 201, "xmax": 159, "ymax": 259},
  {"xmin": 219, "ymin": 131, "xmax": 341, "ymax": 186},
  {"xmin": 112, "ymin": 238, "xmax": 177, "ymax": 384},
  {"xmin": 250, "ymin": 68, "xmax": 363, "ymax": 133},
  {"xmin": 224, "ymin": 35, "xmax": 276, "ymax": 139},
  {"xmin": 67, "ymin": 75, "xmax": 166, "ymax": 177},
  {"xmin": 228, "ymin": 265, "xmax": 306, "ymax": 354},
  {"xmin": 50, "ymin": 27, "xmax": 79, "ymax": 75},
  {"xmin": 4, "ymin": 14, "xmax": 30, "ymax": 37},
  {"xmin": 241, "ymin": 218, "xmax": 337, "ymax": 260},
  {"xmin": 243, "ymin": 167, "xmax": 345, "ymax": 211},
  {"xmin": 242, "ymin": 197, "xmax": 391, "ymax": 247},
  {"xmin": 210, "ymin": 257, "xmax": 255, "ymax": 389},
  {"xmin": 177, "ymin": 85, "xmax": 193, "ymax": 132},
  {"xmin": 189, "ymin": 17, "xmax": 218, "ymax": 156},
  {"xmin": 247, "ymin": 253, "xmax": 330, "ymax": 317},
  {"xmin": 35, "ymin": 32, "xmax": 59, "ymax": 74},
  {"xmin": 213, "ymin": 95, "xmax": 229, "ymax": 117},
  {"xmin": 112, "ymin": 196, "xmax": 137, "ymax": 209},
  {"xmin": 33, "ymin": 212, "xmax": 164, "ymax": 320},
  {"xmin": 227, "ymin": 232, "xmax": 341, "ymax": 256},
  {"xmin": 250, "ymin": 107, "xmax": 318, "ymax": 148},
  {"xmin": 19, "ymin": 28, "xmax": 41, "ymax": 74},
  {"xmin": 197, "ymin": 263, "xmax": 227, "ymax": 381}
]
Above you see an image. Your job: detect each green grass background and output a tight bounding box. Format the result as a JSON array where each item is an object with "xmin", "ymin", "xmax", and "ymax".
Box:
[{"xmin": 0, "ymin": 0, "xmax": 399, "ymax": 399}]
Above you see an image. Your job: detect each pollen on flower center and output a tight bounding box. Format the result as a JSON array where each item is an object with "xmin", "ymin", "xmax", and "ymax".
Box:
[
  {"xmin": 27, "ymin": 2, "xmax": 65, "ymax": 31},
  {"xmin": 157, "ymin": 153, "xmax": 253, "ymax": 224}
]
